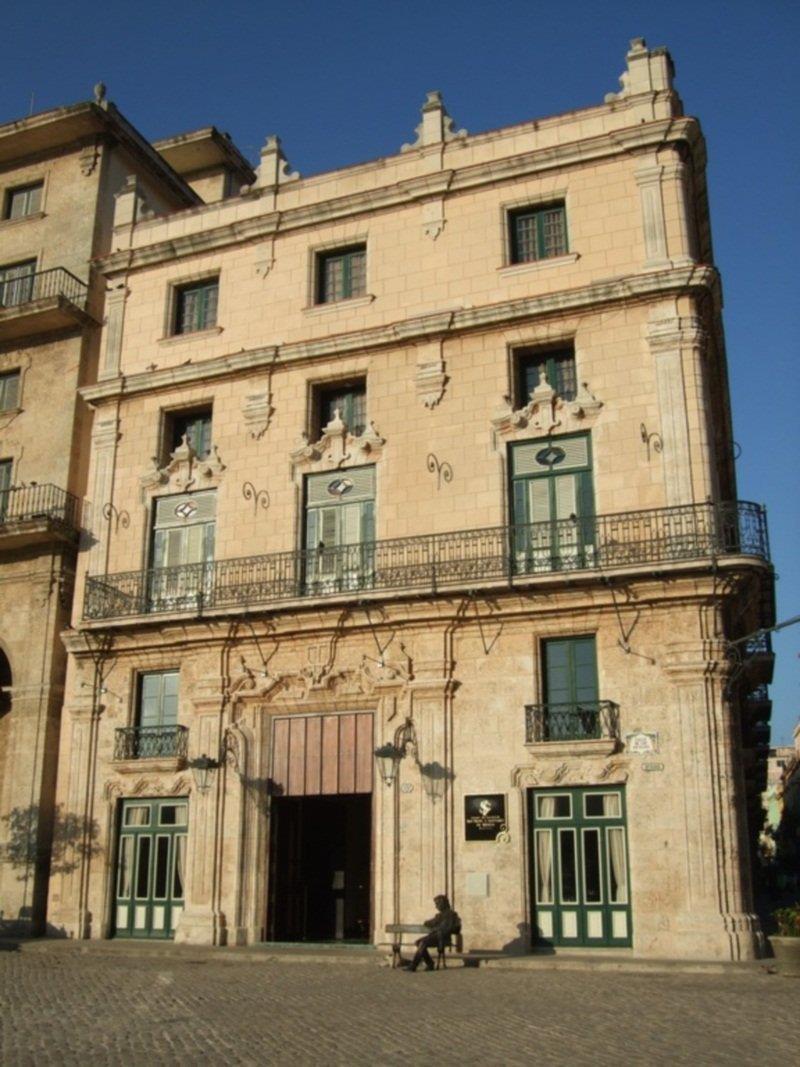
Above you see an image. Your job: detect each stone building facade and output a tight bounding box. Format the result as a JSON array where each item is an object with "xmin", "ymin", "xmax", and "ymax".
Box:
[
  {"xmin": 38, "ymin": 41, "xmax": 774, "ymax": 958},
  {"xmin": 0, "ymin": 97, "xmax": 255, "ymax": 932}
]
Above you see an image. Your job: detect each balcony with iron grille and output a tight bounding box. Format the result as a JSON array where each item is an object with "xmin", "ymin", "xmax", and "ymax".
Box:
[
  {"xmin": 0, "ymin": 483, "xmax": 82, "ymax": 550},
  {"xmin": 83, "ymin": 500, "xmax": 771, "ymax": 625},
  {"xmin": 525, "ymin": 701, "xmax": 621, "ymax": 756},
  {"xmin": 112, "ymin": 725, "xmax": 188, "ymax": 771},
  {"xmin": 0, "ymin": 268, "xmax": 93, "ymax": 341}
]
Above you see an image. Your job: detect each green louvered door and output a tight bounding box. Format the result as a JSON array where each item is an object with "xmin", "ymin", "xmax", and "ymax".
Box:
[
  {"xmin": 304, "ymin": 466, "xmax": 375, "ymax": 592},
  {"xmin": 511, "ymin": 434, "xmax": 594, "ymax": 573}
]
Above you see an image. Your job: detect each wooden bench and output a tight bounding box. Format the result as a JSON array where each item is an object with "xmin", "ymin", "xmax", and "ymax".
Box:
[{"xmin": 385, "ymin": 923, "xmax": 464, "ymax": 969}]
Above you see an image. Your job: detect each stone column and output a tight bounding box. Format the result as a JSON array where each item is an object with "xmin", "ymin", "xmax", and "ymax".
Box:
[
  {"xmin": 635, "ymin": 158, "xmax": 671, "ymax": 269},
  {"xmin": 87, "ymin": 413, "xmax": 120, "ymax": 579},
  {"xmin": 174, "ymin": 681, "xmax": 225, "ymax": 945},
  {"xmin": 662, "ymin": 640, "xmax": 763, "ymax": 960},
  {"xmin": 46, "ymin": 694, "xmax": 97, "ymax": 939},
  {"xmin": 100, "ymin": 285, "xmax": 129, "ymax": 380}
]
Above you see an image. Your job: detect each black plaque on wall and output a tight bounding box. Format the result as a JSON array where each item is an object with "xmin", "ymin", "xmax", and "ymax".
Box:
[{"xmin": 464, "ymin": 794, "xmax": 506, "ymax": 841}]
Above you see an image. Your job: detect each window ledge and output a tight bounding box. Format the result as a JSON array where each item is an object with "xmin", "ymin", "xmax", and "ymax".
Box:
[
  {"xmin": 0, "ymin": 407, "xmax": 22, "ymax": 417},
  {"xmin": 525, "ymin": 738, "xmax": 619, "ymax": 758},
  {"xmin": 0, "ymin": 211, "xmax": 46, "ymax": 230},
  {"xmin": 112, "ymin": 756, "xmax": 187, "ymax": 774},
  {"xmin": 303, "ymin": 294, "xmax": 375, "ymax": 316},
  {"xmin": 498, "ymin": 252, "xmax": 579, "ymax": 278},
  {"xmin": 157, "ymin": 326, "xmax": 223, "ymax": 346}
]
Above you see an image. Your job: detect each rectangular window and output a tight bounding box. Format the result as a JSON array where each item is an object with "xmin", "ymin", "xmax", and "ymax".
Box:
[
  {"xmin": 137, "ymin": 671, "xmax": 179, "ymax": 730},
  {"xmin": 165, "ymin": 408, "xmax": 212, "ymax": 460},
  {"xmin": 4, "ymin": 182, "xmax": 43, "ymax": 220},
  {"xmin": 314, "ymin": 380, "xmax": 366, "ymax": 438},
  {"xmin": 0, "ymin": 260, "xmax": 36, "ymax": 307},
  {"xmin": 542, "ymin": 636, "xmax": 599, "ymax": 741},
  {"xmin": 173, "ymin": 277, "xmax": 218, "ymax": 335},
  {"xmin": 150, "ymin": 490, "xmax": 216, "ymax": 571},
  {"xmin": 509, "ymin": 203, "xmax": 567, "ymax": 263},
  {"xmin": 304, "ymin": 465, "xmax": 375, "ymax": 591},
  {"xmin": 516, "ymin": 347, "xmax": 577, "ymax": 405},
  {"xmin": 0, "ymin": 371, "xmax": 20, "ymax": 412},
  {"xmin": 316, "ymin": 245, "xmax": 366, "ymax": 304}
]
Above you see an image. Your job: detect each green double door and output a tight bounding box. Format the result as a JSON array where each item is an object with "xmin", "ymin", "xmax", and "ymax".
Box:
[
  {"xmin": 529, "ymin": 786, "xmax": 632, "ymax": 948},
  {"xmin": 511, "ymin": 434, "xmax": 594, "ymax": 573},
  {"xmin": 114, "ymin": 798, "xmax": 187, "ymax": 939}
]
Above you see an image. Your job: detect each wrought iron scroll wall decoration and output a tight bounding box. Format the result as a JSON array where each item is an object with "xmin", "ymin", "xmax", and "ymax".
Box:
[
  {"xmin": 102, "ymin": 502, "xmax": 130, "ymax": 533},
  {"xmin": 242, "ymin": 481, "xmax": 271, "ymax": 516},
  {"xmin": 639, "ymin": 424, "xmax": 663, "ymax": 462},
  {"xmin": 426, "ymin": 453, "xmax": 453, "ymax": 490}
]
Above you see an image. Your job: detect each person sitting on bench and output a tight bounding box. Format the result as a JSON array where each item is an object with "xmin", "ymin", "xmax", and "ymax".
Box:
[{"xmin": 404, "ymin": 894, "xmax": 461, "ymax": 971}]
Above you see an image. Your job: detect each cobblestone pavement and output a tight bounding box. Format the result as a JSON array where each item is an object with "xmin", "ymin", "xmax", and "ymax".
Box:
[{"xmin": 0, "ymin": 946, "xmax": 795, "ymax": 1066}]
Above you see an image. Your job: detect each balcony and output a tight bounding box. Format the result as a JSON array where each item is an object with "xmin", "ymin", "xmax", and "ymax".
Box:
[
  {"xmin": 83, "ymin": 500, "xmax": 770, "ymax": 623},
  {"xmin": 0, "ymin": 268, "xmax": 92, "ymax": 341},
  {"xmin": 0, "ymin": 483, "xmax": 82, "ymax": 549},
  {"xmin": 113, "ymin": 725, "xmax": 188, "ymax": 764},
  {"xmin": 742, "ymin": 633, "xmax": 775, "ymax": 686},
  {"xmin": 525, "ymin": 702, "xmax": 621, "ymax": 750}
]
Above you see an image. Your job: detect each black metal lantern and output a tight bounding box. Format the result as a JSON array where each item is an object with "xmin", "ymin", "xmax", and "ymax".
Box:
[
  {"xmin": 189, "ymin": 753, "xmax": 220, "ymax": 794},
  {"xmin": 373, "ymin": 742, "xmax": 404, "ymax": 787}
]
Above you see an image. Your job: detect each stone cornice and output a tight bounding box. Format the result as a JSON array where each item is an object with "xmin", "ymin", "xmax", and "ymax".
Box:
[
  {"xmin": 98, "ymin": 117, "xmax": 700, "ymax": 276},
  {"xmin": 80, "ymin": 264, "xmax": 718, "ymax": 405}
]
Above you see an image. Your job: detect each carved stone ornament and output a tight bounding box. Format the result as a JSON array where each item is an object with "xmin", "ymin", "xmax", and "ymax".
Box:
[
  {"xmin": 511, "ymin": 757, "xmax": 628, "ymax": 789},
  {"xmin": 415, "ymin": 345, "xmax": 447, "ymax": 408},
  {"xmin": 291, "ymin": 409, "xmax": 385, "ymax": 471},
  {"xmin": 79, "ymin": 138, "xmax": 101, "ymax": 177},
  {"xmin": 401, "ymin": 90, "xmax": 467, "ymax": 152},
  {"xmin": 105, "ymin": 774, "xmax": 190, "ymax": 800},
  {"xmin": 140, "ymin": 434, "xmax": 226, "ymax": 494},
  {"xmin": 492, "ymin": 367, "xmax": 603, "ymax": 439},
  {"xmin": 242, "ymin": 389, "xmax": 273, "ymax": 440}
]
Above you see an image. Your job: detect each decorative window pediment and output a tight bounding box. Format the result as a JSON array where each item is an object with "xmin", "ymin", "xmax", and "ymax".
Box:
[
  {"xmin": 140, "ymin": 434, "xmax": 226, "ymax": 494},
  {"xmin": 493, "ymin": 367, "xmax": 602, "ymax": 440},
  {"xmin": 291, "ymin": 408, "xmax": 385, "ymax": 473}
]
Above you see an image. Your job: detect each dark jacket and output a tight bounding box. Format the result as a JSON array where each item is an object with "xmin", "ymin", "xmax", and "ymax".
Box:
[{"xmin": 423, "ymin": 907, "xmax": 461, "ymax": 947}]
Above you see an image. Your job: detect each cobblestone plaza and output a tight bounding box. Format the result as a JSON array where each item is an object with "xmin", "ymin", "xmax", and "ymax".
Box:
[{"xmin": 0, "ymin": 945, "xmax": 795, "ymax": 1065}]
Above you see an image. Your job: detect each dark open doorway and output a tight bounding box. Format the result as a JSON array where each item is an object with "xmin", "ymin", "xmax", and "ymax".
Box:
[{"xmin": 268, "ymin": 793, "xmax": 371, "ymax": 942}]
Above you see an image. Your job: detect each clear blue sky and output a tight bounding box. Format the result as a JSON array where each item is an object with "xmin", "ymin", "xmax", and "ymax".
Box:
[{"xmin": 4, "ymin": 1, "xmax": 798, "ymax": 743}]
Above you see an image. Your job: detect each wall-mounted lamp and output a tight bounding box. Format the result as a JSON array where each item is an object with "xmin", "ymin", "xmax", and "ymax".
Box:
[
  {"xmin": 189, "ymin": 753, "xmax": 220, "ymax": 794},
  {"xmin": 373, "ymin": 743, "xmax": 404, "ymax": 787}
]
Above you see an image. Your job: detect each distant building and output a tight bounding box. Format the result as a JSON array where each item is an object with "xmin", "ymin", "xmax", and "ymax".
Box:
[{"xmin": 1, "ymin": 41, "xmax": 776, "ymax": 959}]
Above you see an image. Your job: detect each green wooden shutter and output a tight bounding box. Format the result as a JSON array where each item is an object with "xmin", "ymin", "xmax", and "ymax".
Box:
[{"xmin": 544, "ymin": 637, "xmax": 598, "ymax": 705}]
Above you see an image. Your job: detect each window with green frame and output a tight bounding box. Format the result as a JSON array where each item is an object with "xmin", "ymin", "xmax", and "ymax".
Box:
[
  {"xmin": 0, "ymin": 370, "xmax": 20, "ymax": 412},
  {"xmin": 166, "ymin": 408, "xmax": 212, "ymax": 460},
  {"xmin": 137, "ymin": 670, "xmax": 179, "ymax": 730},
  {"xmin": 516, "ymin": 347, "xmax": 577, "ymax": 405},
  {"xmin": 509, "ymin": 202, "xmax": 567, "ymax": 263},
  {"xmin": 4, "ymin": 181, "xmax": 42, "ymax": 220},
  {"xmin": 317, "ymin": 245, "xmax": 366, "ymax": 304},
  {"xmin": 542, "ymin": 636, "xmax": 599, "ymax": 740},
  {"xmin": 315, "ymin": 380, "xmax": 366, "ymax": 437},
  {"xmin": 173, "ymin": 277, "xmax": 218, "ymax": 334}
]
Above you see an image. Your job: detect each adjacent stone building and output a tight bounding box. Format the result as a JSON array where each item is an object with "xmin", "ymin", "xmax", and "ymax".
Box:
[
  {"xmin": 4, "ymin": 41, "xmax": 776, "ymax": 958},
  {"xmin": 0, "ymin": 97, "xmax": 254, "ymax": 932}
]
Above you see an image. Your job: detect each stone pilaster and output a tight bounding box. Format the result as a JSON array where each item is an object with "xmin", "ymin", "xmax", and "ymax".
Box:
[
  {"xmin": 87, "ymin": 413, "xmax": 120, "ymax": 578},
  {"xmin": 661, "ymin": 640, "xmax": 763, "ymax": 960}
]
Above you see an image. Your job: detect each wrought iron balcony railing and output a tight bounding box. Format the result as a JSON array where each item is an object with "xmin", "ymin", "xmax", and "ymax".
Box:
[
  {"xmin": 84, "ymin": 500, "xmax": 770, "ymax": 622},
  {"xmin": 0, "ymin": 483, "xmax": 82, "ymax": 537},
  {"xmin": 113, "ymin": 725, "xmax": 188, "ymax": 761},
  {"xmin": 525, "ymin": 701, "xmax": 620, "ymax": 743},
  {"xmin": 0, "ymin": 267, "xmax": 88, "ymax": 311}
]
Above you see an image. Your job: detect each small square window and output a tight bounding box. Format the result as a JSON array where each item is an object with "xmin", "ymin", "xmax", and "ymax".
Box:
[
  {"xmin": 0, "ymin": 370, "xmax": 20, "ymax": 412},
  {"xmin": 164, "ymin": 408, "xmax": 212, "ymax": 460},
  {"xmin": 509, "ymin": 202, "xmax": 567, "ymax": 264},
  {"xmin": 313, "ymin": 380, "xmax": 366, "ymax": 438},
  {"xmin": 515, "ymin": 346, "xmax": 577, "ymax": 405},
  {"xmin": 173, "ymin": 277, "xmax": 218, "ymax": 335},
  {"xmin": 4, "ymin": 182, "xmax": 43, "ymax": 221},
  {"xmin": 316, "ymin": 245, "xmax": 366, "ymax": 304}
]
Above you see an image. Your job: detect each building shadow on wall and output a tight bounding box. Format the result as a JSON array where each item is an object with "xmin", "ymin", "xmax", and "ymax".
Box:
[{"xmin": 1, "ymin": 804, "xmax": 101, "ymax": 938}]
